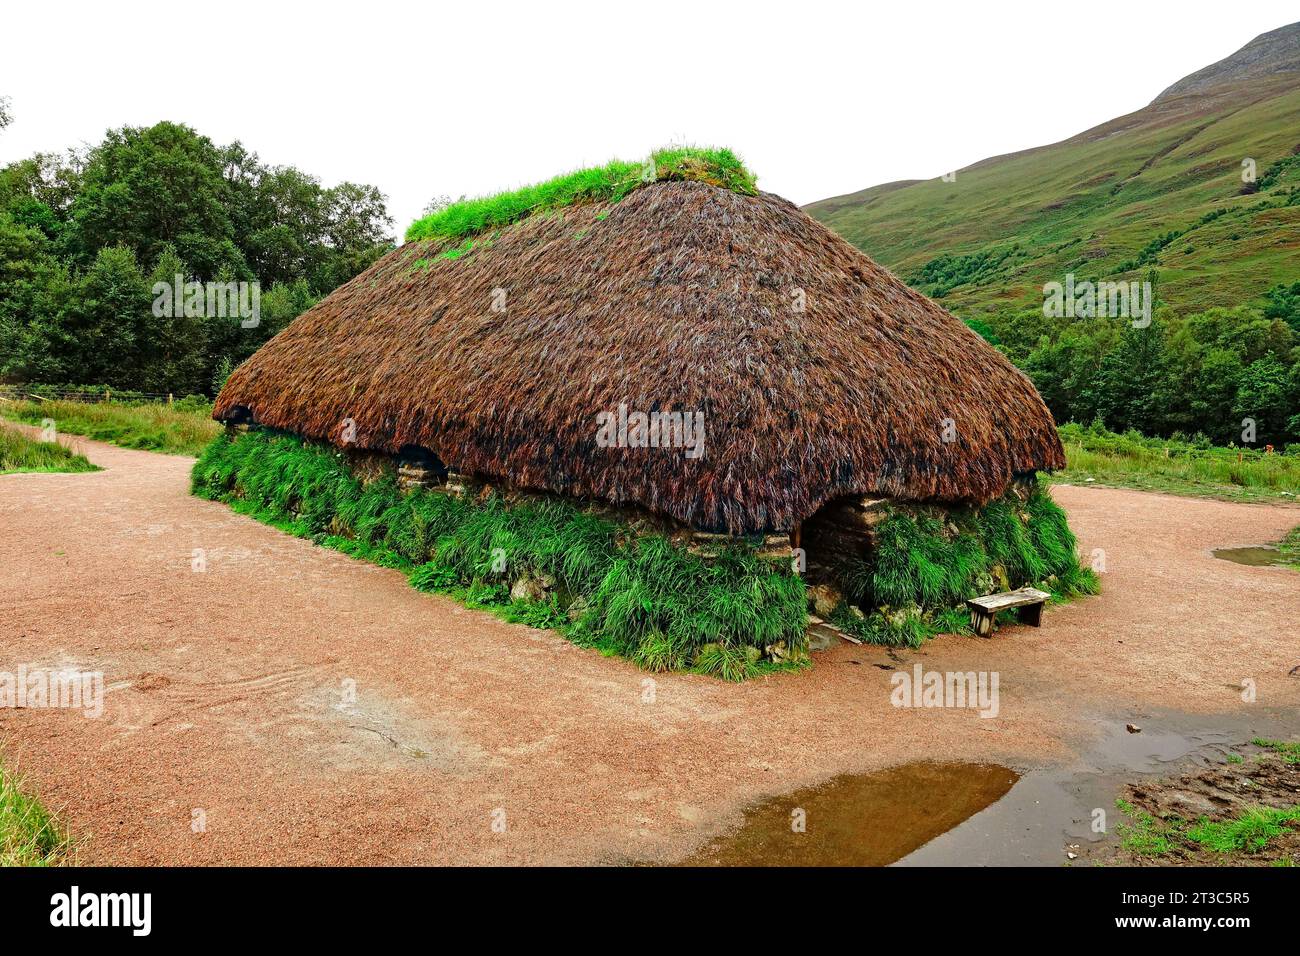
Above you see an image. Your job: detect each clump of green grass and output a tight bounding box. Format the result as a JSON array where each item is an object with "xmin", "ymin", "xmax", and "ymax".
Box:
[
  {"xmin": 1186, "ymin": 806, "xmax": 1300, "ymax": 854},
  {"xmin": 1115, "ymin": 798, "xmax": 1178, "ymax": 856},
  {"xmin": 2, "ymin": 398, "xmax": 219, "ymax": 456},
  {"xmin": 833, "ymin": 486, "xmax": 1099, "ymax": 647},
  {"xmin": 0, "ymin": 424, "xmax": 99, "ymax": 475},
  {"xmin": 1252, "ymin": 738, "xmax": 1300, "ymax": 765},
  {"xmin": 1116, "ymin": 791, "xmax": 1300, "ymax": 859},
  {"xmin": 405, "ymin": 146, "xmax": 757, "ymax": 243},
  {"xmin": 191, "ymin": 429, "xmax": 805, "ymax": 680},
  {"xmin": 0, "ymin": 761, "xmax": 74, "ymax": 867}
]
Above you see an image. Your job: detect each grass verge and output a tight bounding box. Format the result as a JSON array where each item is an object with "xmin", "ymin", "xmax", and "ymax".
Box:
[
  {"xmin": 1053, "ymin": 422, "xmax": 1300, "ymax": 502},
  {"xmin": 405, "ymin": 146, "xmax": 757, "ymax": 243},
  {"xmin": 191, "ymin": 429, "xmax": 806, "ymax": 680},
  {"xmin": 1, "ymin": 398, "xmax": 220, "ymax": 456},
  {"xmin": 0, "ymin": 760, "xmax": 74, "ymax": 866},
  {"xmin": 0, "ymin": 424, "xmax": 99, "ymax": 475}
]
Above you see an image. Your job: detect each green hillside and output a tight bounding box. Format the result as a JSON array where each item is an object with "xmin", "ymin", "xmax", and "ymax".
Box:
[
  {"xmin": 807, "ymin": 28, "xmax": 1300, "ymax": 321},
  {"xmin": 806, "ymin": 23, "xmax": 1300, "ymax": 448}
]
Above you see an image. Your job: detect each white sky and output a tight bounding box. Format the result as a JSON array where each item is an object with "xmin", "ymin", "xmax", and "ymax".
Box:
[{"xmin": 3, "ymin": 1, "xmax": 1296, "ymax": 236}]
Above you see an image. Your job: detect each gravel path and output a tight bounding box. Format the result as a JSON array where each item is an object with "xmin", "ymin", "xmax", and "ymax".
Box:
[{"xmin": 1, "ymin": 430, "xmax": 1297, "ymax": 864}]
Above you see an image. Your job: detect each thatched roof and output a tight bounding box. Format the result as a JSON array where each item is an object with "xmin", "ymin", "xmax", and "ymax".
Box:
[{"xmin": 215, "ymin": 178, "xmax": 1064, "ymax": 534}]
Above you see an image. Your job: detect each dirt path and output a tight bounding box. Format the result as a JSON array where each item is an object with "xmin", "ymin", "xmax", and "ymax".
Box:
[{"xmin": 1, "ymin": 431, "xmax": 1297, "ymax": 865}]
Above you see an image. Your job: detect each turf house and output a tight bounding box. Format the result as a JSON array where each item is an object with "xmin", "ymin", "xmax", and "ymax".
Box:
[{"xmin": 194, "ymin": 147, "xmax": 1097, "ymax": 679}]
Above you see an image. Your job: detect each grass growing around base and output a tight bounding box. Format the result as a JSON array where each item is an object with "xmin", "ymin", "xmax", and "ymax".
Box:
[
  {"xmin": 0, "ymin": 760, "xmax": 74, "ymax": 866},
  {"xmin": 831, "ymin": 486, "xmax": 1099, "ymax": 647},
  {"xmin": 0, "ymin": 424, "xmax": 98, "ymax": 475},
  {"xmin": 405, "ymin": 146, "xmax": 757, "ymax": 243},
  {"xmin": 191, "ymin": 429, "xmax": 806, "ymax": 680},
  {"xmin": 2, "ymin": 398, "xmax": 220, "ymax": 456}
]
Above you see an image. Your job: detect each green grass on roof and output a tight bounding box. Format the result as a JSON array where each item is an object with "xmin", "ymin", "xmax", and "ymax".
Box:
[{"xmin": 405, "ymin": 146, "xmax": 757, "ymax": 243}]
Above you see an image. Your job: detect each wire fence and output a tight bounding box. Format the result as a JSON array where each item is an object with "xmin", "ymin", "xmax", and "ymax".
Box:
[{"xmin": 0, "ymin": 385, "xmax": 191, "ymax": 405}]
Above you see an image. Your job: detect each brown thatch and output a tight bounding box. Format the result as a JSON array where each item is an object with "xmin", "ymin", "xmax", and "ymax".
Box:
[{"xmin": 214, "ymin": 180, "xmax": 1065, "ymax": 534}]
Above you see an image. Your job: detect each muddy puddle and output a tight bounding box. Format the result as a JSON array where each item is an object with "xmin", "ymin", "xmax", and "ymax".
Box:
[
  {"xmin": 1212, "ymin": 545, "xmax": 1286, "ymax": 567},
  {"xmin": 1211, "ymin": 546, "xmax": 1284, "ymax": 567},
  {"xmin": 679, "ymin": 708, "xmax": 1299, "ymax": 867},
  {"xmin": 683, "ymin": 762, "xmax": 1019, "ymax": 866}
]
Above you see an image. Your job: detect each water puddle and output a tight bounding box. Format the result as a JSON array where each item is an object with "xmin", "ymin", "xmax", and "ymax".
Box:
[
  {"xmin": 682, "ymin": 761, "xmax": 1018, "ymax": 866},
  {"xmin": 675, "ymin": 709, "xmax": 1299, "ymax": 867},
  {"xmin": 1212, "ymin": 545, "xmax": 1285, "ymax": 567}
]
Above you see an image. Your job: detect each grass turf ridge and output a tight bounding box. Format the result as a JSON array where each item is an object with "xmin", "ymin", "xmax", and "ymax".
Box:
[
  {"xmin": 404, "ymin": 146, "xmax": 757, "ymax": 244},
  {"xmin": 828, "ymin": 487, "xmax": 1100, "ymax": 647},
  {"xmin": 191, "ymin": 429, "xmax": 805, "ymax": 681}
]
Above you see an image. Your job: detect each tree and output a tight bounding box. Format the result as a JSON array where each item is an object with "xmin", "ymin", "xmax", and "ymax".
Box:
[
  {"xmin": 1085, "ymin": 322, "xmax": 1177, "ymax": 436},
  {"xmin": 1262, "ymin": 281, "xmax": 1300, "ymax": 333},
  {"xmin": 68, "ymin": 122, "xmax": 237, "ymax": 277},
  {"xmin": 1025, "ymin": 322, "xmax": 1113, "ymax": 425},
  {"xmin": 141, "ymin": 244, "xmax": 207, "ymax": 394},
  {"xmin": 0, "ymin": 151, "xmax": 84, "ymax": 242},
  {"xmin": 1190, "ymin": 348, "xmax": 1244, "ymax": 444},
  {"xmin": 321, "ymin": 181, "xmax": 394, "ymax": 288},
  {"xmin": 0, "ymin": 95, "xmax": 12, "ymax": 133},
  {"xmin": 0, "ymin": 211, "xmax": 76, "ymax": 381},
  {"xmin": 0, "ymin": 119, "xmax": 393, "ymax": 393},
  {"xmin": 1235, "ymin": 356, "xmax": 1291, "ymax": 446},
  {"xmin": 64, "ymin": 246, "xmax": 155, "ymax": 387}
]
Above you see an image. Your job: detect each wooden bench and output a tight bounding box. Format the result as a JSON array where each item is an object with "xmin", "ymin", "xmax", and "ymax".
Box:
[{"xmin": 966, "ymin": 587, "xmax": 1051, "ymax": 637}]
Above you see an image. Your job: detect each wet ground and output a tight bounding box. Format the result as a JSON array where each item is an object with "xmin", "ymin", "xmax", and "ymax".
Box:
[
  {"xmin": 683, "ymin": 762, "xmax": 1019, "ymax": 866},
  {"xmin": 685, "ymin": 707, "xmax": 1299, "ymax": 867},
  {"xmin": 1090, "ymin": 744, "xmax": 1300, "ymax": 866},
  {"xmin": 1212, "ymin": 545, "xmax": 1286, "ymax": 567}
]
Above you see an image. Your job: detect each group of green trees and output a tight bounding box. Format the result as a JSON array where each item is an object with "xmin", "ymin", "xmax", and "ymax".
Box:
[
  {"xmin": 972, "ymin": 288, "xmax": 1300, "ymax": 448},
  {"xmin": 0, "ymin": 116, "xmax": 394, "ymax": 395}
]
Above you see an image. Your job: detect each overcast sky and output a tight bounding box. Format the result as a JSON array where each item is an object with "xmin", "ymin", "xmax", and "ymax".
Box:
[{"xmin": 3, "ymin": 1, "xmax": 1296, "ymax": 236}]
